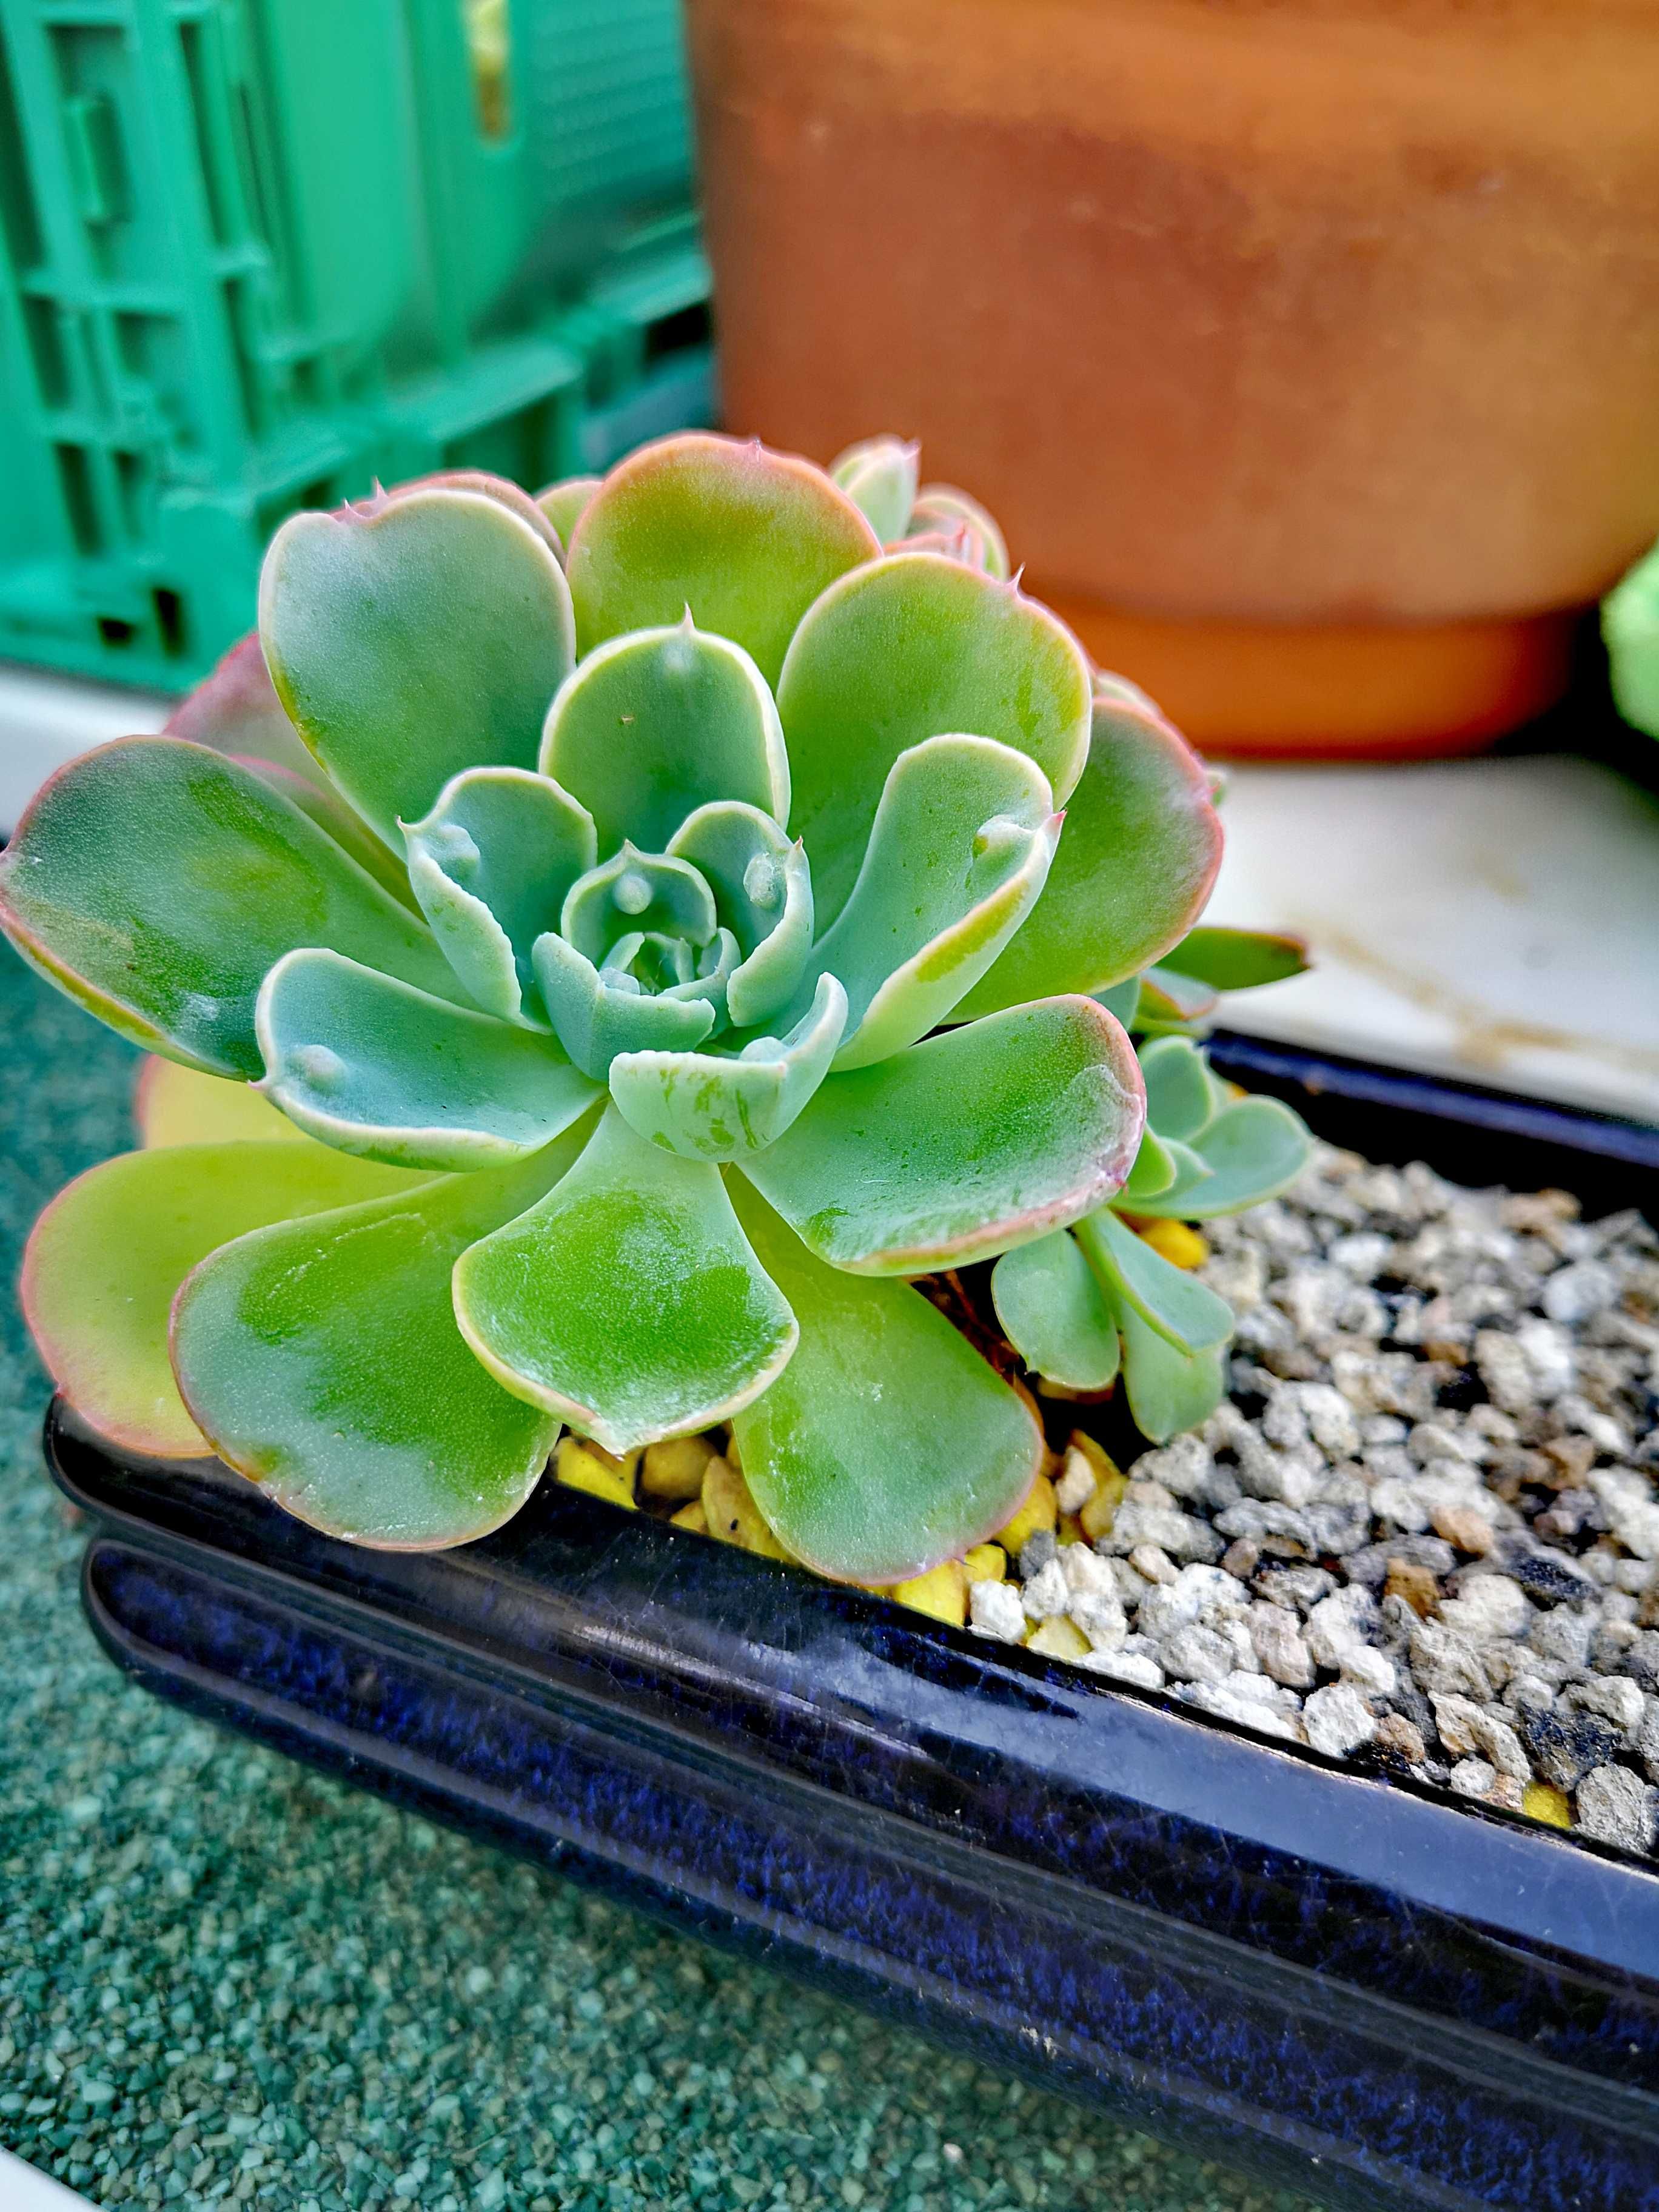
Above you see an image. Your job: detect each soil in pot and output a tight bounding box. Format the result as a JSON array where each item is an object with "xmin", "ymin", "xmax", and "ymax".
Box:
[{"xmin": 615, "ymin": 1137, "xmax": 1659, "ymax": 1858}]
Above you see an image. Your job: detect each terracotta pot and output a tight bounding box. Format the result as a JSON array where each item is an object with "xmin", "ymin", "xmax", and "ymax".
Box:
[{"xmin": 684, "ymin": 0, "xmax": 1659, "ymax": 754}]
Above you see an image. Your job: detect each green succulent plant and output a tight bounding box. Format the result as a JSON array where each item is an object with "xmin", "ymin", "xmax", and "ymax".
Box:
[
  {"xmin": 1603, "ymin": 535, "xmax": 1659, "ymax": 740},
  {"xmin": 4, "ymin": 430, "xmax": 1305, "ymax": 1583}
]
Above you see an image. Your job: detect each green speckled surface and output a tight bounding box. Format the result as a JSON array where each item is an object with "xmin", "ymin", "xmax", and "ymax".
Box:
[{"xmin": 0, "ymin": 939, "xmax": 1315, "ymax": 2212}]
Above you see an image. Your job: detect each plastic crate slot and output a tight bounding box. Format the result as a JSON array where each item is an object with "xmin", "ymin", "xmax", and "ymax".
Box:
[
  {"xmin": 113, "ymin": 446, "xmax": 144, "ymax": 539},
  {"xmin": 96, "ymin": 614, "xmax": 134, "ymax": 648},
  {"xmin": 642, "ymin": 296, "xmax": 709, "ymax": 366},
  {"xmin": 152, "ymin": 585, "xmax": 185, "ymax": 657},
  {"xmin": 22, "ymin": 296, "xmax": 70, "ymax": 406},
  {"xmin": 53, "ymin": 442, "xmax": 101, "ymax": 554},
  {"xmin": 0, "ymin": 27, "xmax": 44, "ymax": 269}
]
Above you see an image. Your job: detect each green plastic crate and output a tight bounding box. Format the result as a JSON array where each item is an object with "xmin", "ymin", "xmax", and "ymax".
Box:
[{"xmin": 0, "ymin": 0, "xmax": 715, "ymax": 691}]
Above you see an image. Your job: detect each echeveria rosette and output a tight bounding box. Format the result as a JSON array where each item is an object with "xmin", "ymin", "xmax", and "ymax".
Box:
[{"xmin": 3, "ymin": 432, "xmax": 1228, "ymax": 1580}]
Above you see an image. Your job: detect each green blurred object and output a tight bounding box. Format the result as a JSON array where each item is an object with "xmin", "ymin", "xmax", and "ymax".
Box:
[
  {"xmin": 0, "ymin": 0, "xmax": 715, "ymax": 691},
  {"xmin": 1603, "ymin": 536, "xmax": 1659, "ymax": 739}
]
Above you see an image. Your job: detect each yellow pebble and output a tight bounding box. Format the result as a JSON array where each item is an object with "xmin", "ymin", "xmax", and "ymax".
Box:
[
  {"xmin": 1523, "ymin": 1781, "xmax": 1572, "ymax": 1829},
  {"xmin": 995, "ymin": 1470, "xmax": 1057, "ymax": 1554},
  {"xmin": 889, "ymin": 1560, "xmax": 968, "ymax": 1626},
  {"xmin": 1026, "ymin": 1617, "xmax": 1091, "ymax": 1660},
  {"xmin": 702, "ymin": 1453, "xmax": 792, "ymax": 1558},
  {"xmin": 963, "ymin": 1543, "xmax": 1007, "ymax": 1584},
  {"xmin": 669, "ymin": 1499, "xmax": 709, "ymax": 1535},
  {"xmin": 555, "ymin": 1436, "xmax": 638, "ymax": 1512},
  {"xmin": 640, "ymin": 1432, "xmax": 717, "ymax": 1501},
  {"xmin": 1057, "ymin": 1513, "xmax": 1087, "ymax": 1546},
  {"xmin": 1136, "ymin": 1219, "xmax": 1210, "ymax": 1271}
]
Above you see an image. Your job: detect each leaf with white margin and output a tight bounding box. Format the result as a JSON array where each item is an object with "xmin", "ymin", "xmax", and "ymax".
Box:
[
  {"xmin": 540, "ymin": 620, "xmax": 789, "ymax": 857},
  {"xmin": 1117, "ymin": 1296, "xmax": 1230, "ymax": 1443},
  {"xmin": 566, "ymin": 433, "xmax": 880, "ymax": 686},
  {"xmin": 830, "ymin": 435, "xmax": 920, "ymax": 544},
  {"xmin": 0, "ymin": 738, "xmax": 462, "ymax": 1079},
  {"xmin": 744, "ymin": 996, "xmax": 1144, "ymax": 1274},
  {"xmin": 258, "ymin": 950, "xmax": 599, "ymax": 1169},
  {"xmin": 609, "ymin": 974, "xmax": 847, "ymax": 1162},
  {"xmin": 778, "ymin": 552, "xmax": 1091, "ymax": 926},
  {"xmin": 1074, "ymin": 1205, "xmax": 1233, "ymax": 1355},
  {"xmin": 532, "ymin": 931, "xmax": 717, "ymax": 1081},
  {"xmin": 1129, "ymin": 1094, "xmax": 1312, "ymax": 1221},
  {"xmin": 24, "ymin": 1140, "xmax": 432, "ymax": 1460},
  {"xmin": 729, "ymin": 1179, "xmax": 1044, "ymax": 1585},
  {"xmin": 991, "ymin": 1230, "xmax": 1122, "ymax": 1393},
  {"xmin": 172, "ymin": 1136, "xmax": 586, "ymax": 1547},
  {"xmin": 535, "ymin": 474, "xmax": 601, "ymax": 552},
  {"xmin": 951, "ymin": 689, "xmax": 1223, "ymax": 1021},
  {"xmin": 453, "ymin": 1105, "xmax": 797, "ymax": 1454},
  {"xmin": 260, "ymin": 483, "xmax": 575, "ymax": 846},
  {"xmin": 785, "ymin": 735, "xmax": 1059, "ymax": 1071},
  {"xmin": 560, "ymin": 843, "xmax": 717, "ymax": 965},
  {"xmin": 1139, "ymin": 1034, "xmax": 1216, "ymax": 1142},
  {"xmin": 403, "ymin": 766, "xmax": 596, "ymax": 1024},
  {"xmin": 668, "ymin": 803, "xmax": 813, "ymax": 1030}
]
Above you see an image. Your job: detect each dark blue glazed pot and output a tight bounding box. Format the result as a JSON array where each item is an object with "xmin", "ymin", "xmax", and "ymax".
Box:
[{"xmin": 47, "ymin": 1039, "xmax": 1659, "ymax": 2212}]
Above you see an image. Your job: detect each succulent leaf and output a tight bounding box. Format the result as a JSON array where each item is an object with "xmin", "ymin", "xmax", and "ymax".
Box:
[
  {"xmin": 1168, "ymin": 924, "xmax": 1310, "ymax": 993},
  {"xmin": 452, "ymin": 1105, "xmax": 797, "ymax": 1453},
  {"xmin": 1116, "ymin": 1298, "xmax": 1229, "ymax": 1444},
  {"xmin": 608, "ymin": 974, "xmax": 848, "ymax": 1162},
  {"xmin": 1119, "ymin": 1125, "xmax": 1179, "ymax": 1205},
  {"xmin": 903, "ymin": 484, "xmax": 1010, "ymax": 579},
  {"xmin": 560, "ymin": 843, "xmax": 718, "ymax": 965},
  {"xmin": 1137, "ymin": 967, "xmax": 1221, "ymax": 1029},
  {"xmin": 403, "ymin": 766, "xmax": 597, "ymax": 1024},
  {"xmin": 172, "ymin": 1141, "xmax": 583, "ymax": 1547},
  {"xmin": 1074, "ymin": 1205, "xmax": 1233, "ymax": 1355},
  {"xmin": 566, "ymin": 434, "xmax": 880, "ymax": 685},
  {"xmin": 535, "ymin": 474, "xmax": 602, "ymax": 552},
  {"xmin": 778, "ymin": 553, "xmax": 1092, "ymax": 925},
  {"xmin": 531, "ymin": 930, "xmax": 717, "ymax": 1081},
  {"xmin": 241, "ymin": 756, "xmax": 422, "ymax": 912},
  {"xmin": 260, "ymin": 483, "xmax": 575, "ymax": 845},
  {"xmin": 539, "ymin": 620, "xmax": 789, "ymax": 857},
  {"xmin": 1128, "ymin": 1093, "xmax": 1312, "ymax": 1221},
  {"xmin": 0, "ymin": 739, "xmax": 460, "ymax": 1078},
  {"xmin": 952, "ymin": 688, "xmax": 1223, "ymax": 1021},
  {"xmin": 1603, "ymin": 538, "xmax": 1659, "ymax": 739},
  {"xmin": 666, "ymin": 803, "xmax": 814, "ymax": 1030},
  {"xmin": 729, "ymin": 1181, "xmax": 1044, "ymax": 1585},
  {"xmin": 830, "ymin": 435, "xmax": 920, "ymax": 544},
  {"xmin": 166, "ymin": 630, "xmax": 326, "ymax": 785},
  {"xmin": 1139, "ymin": 1034, "xmax": 1216, "ymax": 1142},
  {"xmin": 743, "ymin": 996, "xmax": 1144, "ymax": 1274},
  {"xmin": 257, "ymin": 950, "xmax": 600, "ymax": 1169},
  {"xmin": 25, "ymin": 1141, "xmax": 429, "ymax": 1458},
  {"xmin": 991, "ymin": 1229, "xmax": 1122, "ymax": 1392},
  {"xmin": 789, "ymin": 734, "xmax": 1060, "ymax": 1070},
  {"xmin": 136, "ymin": 1057, "xmax": 306, "ymax": 1148}
]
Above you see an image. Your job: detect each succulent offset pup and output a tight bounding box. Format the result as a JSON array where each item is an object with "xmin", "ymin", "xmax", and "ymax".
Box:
[{"xmin": 2, "ymin": 432, "xmax": 1307, "ymax": 1583}]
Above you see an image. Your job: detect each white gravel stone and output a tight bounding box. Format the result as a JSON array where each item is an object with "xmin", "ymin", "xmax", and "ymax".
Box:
[
  {"xmin": 1250, "ymin": 1603, "xmax": 1316, "ymax": 1689},
  {"xmin": 1576, "ymin": 1765, "xmax": 1659, "ymax": 1853},
  {"xmin": 1054, "ymin": 1447, "xmax": 1099, "ymax": 1516},
  {"xmin": 1160, "ymin": 1624, "xmax": 1238, "ymax": 1686},
  {"xmin": 1564, "ymin": 1677, "xmax": 1647, "ymax": 1735},
  {"xmin": 1338, "ymin": 1646, "xmax": 1398, "ymax": 1699},
  {"xmin": 1449, "ymin": 1757, "xmax": 1498, "ymax": 1799},
  {"xmin": 1084, "ymin": 1648, "xmax": 1164, "ymax": 1691},
  {"xmin": 1305, "ymin": 1585, "xmax": 1380, "ymax": 1668},
  {"xmin": 1429, "ymin": 1694, "xmax": 1530, "ymax": 1777},
  {"xmin": 969, "ymin": 1578, "xmax": 1027, "ymax": 1643},
  {"xmin": 1021, "ymin": 1558, "xmax": 1070, "ymax": 1623},
  {"xmin": 1438, "ymin": 1576, "xmax": 1532, "ymax": 1644},
  {"xmin": 1543, "ymin": 1261, "xmax": 1620, "ymax": 1326},
  {"xmin": 1303, "ymin": 1683, "xmax": 1377, "ymax": 1759}
]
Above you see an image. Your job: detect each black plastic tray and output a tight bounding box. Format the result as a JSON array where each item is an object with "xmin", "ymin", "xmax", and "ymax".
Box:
[{"xmin": 50, "ymin": 1037, "xmax": 1659, "ymax": 2212}]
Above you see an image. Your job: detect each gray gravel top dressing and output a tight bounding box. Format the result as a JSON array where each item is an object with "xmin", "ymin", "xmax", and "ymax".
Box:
[
  {"xmin": 0, "ymin": 942, "xmax": 1313, "ymax": 2212},
  {"xmin": 993, "ymin": 1144, "xmax": 1659, "ymax": 1855}
]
